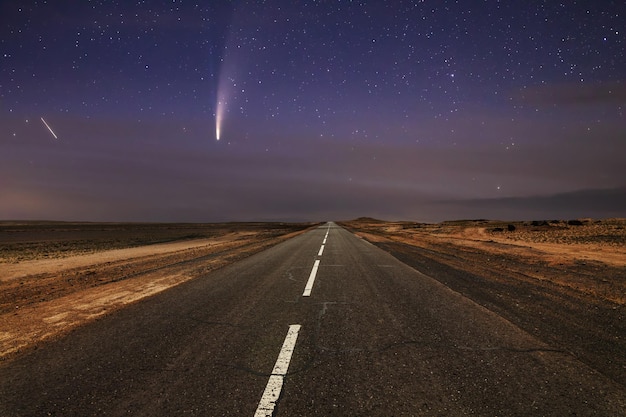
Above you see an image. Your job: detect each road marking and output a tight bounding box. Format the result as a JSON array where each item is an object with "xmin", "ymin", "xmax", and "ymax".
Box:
[
  {"xmin": 318, "ymin": 245, "xmax": 325, "ymax": 256},
  {"xmin": 322, "ymin": 238, "xmax": 327, "ymax": 244},
  {"xmin": 302, "ymin": 259, "xmax": 320, "ymax": 297},
  {"xmin": 254, "ymin": 325, "xmax": 301, "ymax": 417}
]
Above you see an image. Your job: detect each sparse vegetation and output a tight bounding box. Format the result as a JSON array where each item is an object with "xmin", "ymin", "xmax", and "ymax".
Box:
[{"xmin": 339, "ymin": 217, "xmax": 626, "ymax": 304}]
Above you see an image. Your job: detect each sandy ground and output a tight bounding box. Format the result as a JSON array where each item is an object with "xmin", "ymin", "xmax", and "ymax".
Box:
[
  {"xmin": 339, "ymin": 218, "xmax": 626, "ymax": 389},
  {"xmin": 0, "ymin": 223, "xmax": 314, "ymax": 361},
  {"xmin": 2, "ymin": 219, "xmax": 623, "ymax": 362},
  {"xmin": 1, "ymin": 234, "xmax": 251, "ymax": 282},
  {"xmin": 340, "ymin": 218, "xmax": 626, "ymax": 305}
]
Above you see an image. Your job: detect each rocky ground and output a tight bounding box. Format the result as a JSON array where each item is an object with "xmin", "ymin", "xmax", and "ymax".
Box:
[{"xmin": 0, "ymin": 222, "xmax": 317, "ymax": 360}]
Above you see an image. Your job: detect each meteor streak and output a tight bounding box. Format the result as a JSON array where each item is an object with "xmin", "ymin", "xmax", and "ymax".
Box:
[{"xmin": 40, "ymin": 117, "xmax": 58, "ymax": 139}]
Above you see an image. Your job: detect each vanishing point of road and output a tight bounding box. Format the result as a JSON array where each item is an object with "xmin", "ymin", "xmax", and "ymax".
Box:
[{"xmin": 1, "ymin": 223, "xmax": 624, "ymax": 416}]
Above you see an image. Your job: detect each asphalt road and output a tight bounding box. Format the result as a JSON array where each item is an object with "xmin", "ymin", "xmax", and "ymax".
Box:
[{"xmin": 1, "ymin": 223, "xmax": 624, "ymax": 416}]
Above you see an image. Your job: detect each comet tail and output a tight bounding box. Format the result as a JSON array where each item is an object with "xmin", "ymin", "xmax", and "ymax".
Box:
[{"xmin": 215, "ymin": 100, "xmax": 223, "ymax": 141}]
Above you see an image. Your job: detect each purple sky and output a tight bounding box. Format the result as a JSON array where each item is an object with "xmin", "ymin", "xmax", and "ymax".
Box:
[{"xmin": 1, "ymin": 1, "xmax": 624, "ymax": 222}]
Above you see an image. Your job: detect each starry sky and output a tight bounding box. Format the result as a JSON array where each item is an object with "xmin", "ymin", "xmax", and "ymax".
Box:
[{"xmin": 1, "ymin": 1, "xmax": 625, "ymax": 222}]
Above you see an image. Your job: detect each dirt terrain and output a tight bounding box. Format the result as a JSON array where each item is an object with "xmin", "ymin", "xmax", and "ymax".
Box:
[
  {"xmin": 2, "ymin": 218, "xmax": 624, "ymax": 388},
  {"xmin": 339, "ymin": 217, "xmax": 626, "ymax": 386},
  {"xmin": 340, "ymin": 218, "xmax": 626, "ymax": 304},
  {"xmin": 0, "ymin": 222, "xmax": 317, "ymax": 360}
]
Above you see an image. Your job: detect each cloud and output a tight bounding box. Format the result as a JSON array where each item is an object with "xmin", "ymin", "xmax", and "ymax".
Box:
[
  {"xmin": 434, "ymin": 187, "xmax": 626, "ymax": 221},
  {"xmin": 515, "ymin": 81, "xmax": 626, "ymax": 106},
  {"xmin": 2, "ymin": 113, "xmax": 625, "ymax": 222}
]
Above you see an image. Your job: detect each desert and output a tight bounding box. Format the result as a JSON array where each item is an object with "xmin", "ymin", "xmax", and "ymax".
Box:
[
  {"xmin": 2, "ymin": 218, "xmax": 623, "ymax": 368},
  {"xmin": 1, "ymin": 218, "xmax": 625, "ymax": 415},
  {"xmin": 339, "ymin": 217, "xmax": 626, "ymax": 303},
  {"xmin": 339, "ymin": 217, "xmax": 626, "ymax": 385},
  {"xmin": 0, "ymin": 222, "xmax": 316, "ymax": 360}
]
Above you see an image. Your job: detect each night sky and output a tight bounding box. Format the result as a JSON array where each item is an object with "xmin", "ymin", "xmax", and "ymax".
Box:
[{"xmin": 2, "ymin": 1, "xmax": 625, "ymax": 222}]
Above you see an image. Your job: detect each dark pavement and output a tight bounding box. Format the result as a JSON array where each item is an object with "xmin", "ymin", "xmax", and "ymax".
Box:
[{"xmin": 1, "ymin": 223, "xmax": 624, "ymax": 416}]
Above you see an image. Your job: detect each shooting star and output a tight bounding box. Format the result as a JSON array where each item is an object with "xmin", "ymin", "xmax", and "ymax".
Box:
[{"xmin": 40, "ymin": 117, "xmax": 58, "ymax": 139}]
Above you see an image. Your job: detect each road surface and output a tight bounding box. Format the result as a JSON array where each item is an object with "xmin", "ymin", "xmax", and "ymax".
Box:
[{"xmin": 1, "ymin": 223, "xmax": 624, "ymax": 416}]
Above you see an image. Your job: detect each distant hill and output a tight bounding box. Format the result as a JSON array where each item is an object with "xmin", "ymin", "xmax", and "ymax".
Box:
[{"xmin": 351, "ymin": 217, "xmax": 386, "ymax": 223}]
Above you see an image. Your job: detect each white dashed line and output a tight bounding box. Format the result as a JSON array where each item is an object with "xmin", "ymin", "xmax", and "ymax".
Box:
[
  {"xmin": 255, "ymin": 227, "xmax": 331, "ymax": 413},
  {"xmin": 254, "ymin": 325, "xmax": 301, "ymax": 417},
  {"xmin": 302, "ymin": 259, "xmax": 320, "ymax": 297}
]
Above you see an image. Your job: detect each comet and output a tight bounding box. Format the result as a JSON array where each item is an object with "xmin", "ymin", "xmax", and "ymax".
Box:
[
  {"xmin": 215, "ymin": 33, "xmax": 240, "ymax": 141},
  {"xmin": 40, "ymin": 117, "xmax": 58, "ymax": 139},
  {"xmin": 215, "ymin": 72, "xmax": 237, "ymax": 141},
  {"xmin": 215, "ymin": 100, "xmax": 222, "ymax": 140}
]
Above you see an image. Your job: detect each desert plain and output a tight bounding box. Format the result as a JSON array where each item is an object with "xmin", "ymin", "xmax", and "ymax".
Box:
[
  {"xmin": 340, "ymin": 217, "xmax": 626, "ymax": 304},
  {"xmin": 1, "ymin": 218, "xmax": 625, "ymax": 386},
  {"xmin": 0, "ymin": 221, "xmax": 316, "ymax": 360},
  {"xmin": 339, "ymin": 217, "xmax": 626, "ymax": 386}
]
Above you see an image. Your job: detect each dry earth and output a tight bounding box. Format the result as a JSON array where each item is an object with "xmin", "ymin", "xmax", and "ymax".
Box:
[
  {"xmin": 0, "ymin": 222, "xmax": 317, "ymax": 361},
  {"xmin": 339, "ymin": 217, "xmax": 626, "ymax": 386},
  {"xmin": 340, "ymin": 218, "xmax": 626, "ymax": 305}
]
